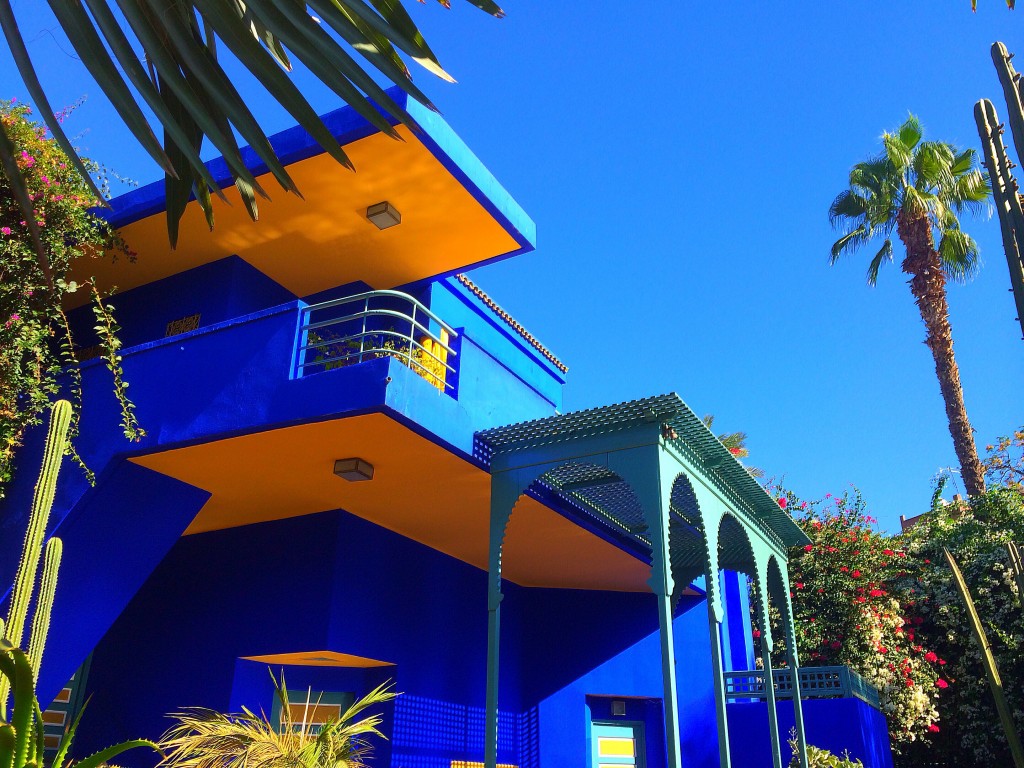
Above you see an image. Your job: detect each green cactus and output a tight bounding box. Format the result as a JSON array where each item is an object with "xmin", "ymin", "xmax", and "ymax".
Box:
[
  {"xmin": 944, "ymin": 548, "xmax": 1024, "ymax": 767},
  {"xmin": 0, "ymin": 400, "xmax": 157, "ymax": 768},
  {"xmin": 26, "ymin": 539, "xmax": 61, "ymax": 684},
  {"xmin": 0, "ymin": 401, "xmax": 71, "ymax": 717},
  {"xmin": 975, "ymin": 97, "xmax": 1024, "ymax": 341}
]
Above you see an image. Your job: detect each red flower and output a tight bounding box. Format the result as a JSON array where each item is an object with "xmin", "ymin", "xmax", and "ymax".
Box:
[
  {"xmin": 925, "ymin": 652, "xmax": 938, "ymax": 663},
  {"xmin": 929, "ymin": 724, "xmax": 940, "ymax": 733},
  {"xmin": 752, "ymin": 628, "xmax": 762, "ymax": 638},
  {"xmin": 870, "ymin": 589, "xmax": 885, "ymax": 597},
  {"xmin": 855, "ymin": 596, "xmax": 866, "ymax": 603},
  {"xmin": 939, "ymin": 659, "xmax": 947, "ymax": 665},
  {"xmin": 803, "ymin": 544, "xmax": 813, "ymax": 552},
  {"xmin": 795, "ymin": 582, "xmax": 804, "ymax": 589},
  {"xmin": 852, "ymin": 570, "xmax": 862, "ymax": 579},
  {"xmin": 884, "ymin": 549, "xmax": 894, "ymax": 556},
  {"xmin": 905, "ymin": 679, "xmax": 915, "ymax": 688},
  {"xmin": 778, "ymin": 497, "xmax": 788, "ymax": 509},
  {"xmin": 840, "ymin": 566, "xmax": 849, "ymax": 573},
  {"xmin": 936, "ymin": 679, "xmax": 949, "ymax": 689},
  {"xmin": 729, "ymin": 446, "xmax": 742, "ymax": 455}
]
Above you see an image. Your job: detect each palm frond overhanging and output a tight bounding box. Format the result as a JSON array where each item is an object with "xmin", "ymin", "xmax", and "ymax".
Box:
[
  {"xmin": 0, "ymin": 0, "xmax": 502, "ymax": 253},
  {"xmin": 159, "ymin": 671, "xmax": 397, "ymax": 768},
  {"xmin": 828, "ymin": 115, "xmax": 991, "ymax": 497}
]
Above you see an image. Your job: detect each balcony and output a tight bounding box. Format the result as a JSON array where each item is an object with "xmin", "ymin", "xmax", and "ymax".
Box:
[
  {"xmin": 724, "ymin": 665, "xmax": 881, "ymax": 709},
  {"xmin": 295, "ymin": 290, "xmax": 458, "ymax": 394}
]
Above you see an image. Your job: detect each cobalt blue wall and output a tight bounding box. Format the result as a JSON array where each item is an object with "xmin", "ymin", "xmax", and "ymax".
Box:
[
  {"xmin": 728, "ymin": 697, "xmax": 895, "ymax": 768},
  {"xmin": 75, "ymin": 506, "xmax": 725, "ymax": 768},
  {"xmin": 66, "ymin": 256, "xmax": 295, "ymax": 350}
]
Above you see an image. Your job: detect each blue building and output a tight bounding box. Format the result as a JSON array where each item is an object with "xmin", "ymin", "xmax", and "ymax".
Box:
[{"xmin": 1, "ymin": 92, "xmax": 892, "ymax": 768}]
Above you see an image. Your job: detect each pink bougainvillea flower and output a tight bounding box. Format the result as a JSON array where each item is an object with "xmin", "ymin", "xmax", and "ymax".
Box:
[
  {"xmin": 925, "ymin": 651, "xmax": 938, "ymax": 663},
  {"xmin": 935, "ymin": 679, "xmax": 949, "ymax": 689},
  {"xmin": 884, "ymin": 549, "xmax": 894, "ymax": 556},
  {"xmin": 840, "ymin": 566, "xmax": 849, "ymax": 572},
  {"xmin": 929, "ymin": 724, "xmax": 940, "ymax": 733},
  {"xmin": 803, "ymin": 544, "xmax": 813, "ymax": 552},
  {"xmin": 795, "ymin": 582, "xmax": 804, "ymax": 589},
  {"xmin": 852, "ymin": 570, "xmax": 862, "ymax": 578},
  {"xmin": 778, "ymin": 497, "xmax": 788, "ymax": 509},
  {"xmin": 0, "ymin": 227, "xmax": 10, "ymax": 236}
]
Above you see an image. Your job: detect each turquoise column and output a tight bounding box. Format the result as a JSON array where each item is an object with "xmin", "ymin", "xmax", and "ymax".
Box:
[
  {"xmin": 783, "ymin": 580, "xmax": 809, "ymax": 768},
  {"xmin": 485, "ymin": 484, "xmax": 516, "ymax": 768},
  {"xmin": 760, "ymin": 635, "xmax": 783, "ymax": 768},
  {"xmin": 656, "ymin": 587, "xmax": 683, "ymax": 768},
  {"xmin": 706, "ymin": 580, "xmax": 732, "ymax": 768}
]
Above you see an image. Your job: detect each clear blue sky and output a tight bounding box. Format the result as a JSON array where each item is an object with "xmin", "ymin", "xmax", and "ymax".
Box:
[{"xmin": 2, "ymin": 2, "xmax": 1022, "ymax": 532}]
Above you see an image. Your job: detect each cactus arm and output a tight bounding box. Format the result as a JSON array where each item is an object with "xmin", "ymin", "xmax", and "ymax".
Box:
[
  {"xmin": 0, "ymin": 724, "xmax": 15, "ymax": 768},
  {"xmin": 26, "ymin": 538, "xmax": 62, "ymax": 684},
  {"xmin": 4, "ymin": 400, "xmax": 71, "ymax": 650},
  {"xmin": 975, "ymin": 99, "xmax": 1024, "ymax": 341},
  {"xmin": 944, "ymin": 548, "xmax": 1024, "ymax": 767},
  {"xmin": 29, "ymin": 700, "xmax": 43, "ymax": 768},
  {"xmin": 992, "ymin": 43, "xmax": 1024, "ymax": 170}
]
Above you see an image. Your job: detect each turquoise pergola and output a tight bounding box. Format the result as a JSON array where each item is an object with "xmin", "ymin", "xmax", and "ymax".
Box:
[{"xmin": 475, "ymin": 394, "xmax": 813, "ymax": 768}]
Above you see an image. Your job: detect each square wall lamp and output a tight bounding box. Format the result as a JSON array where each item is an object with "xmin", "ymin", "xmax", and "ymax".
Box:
[{"xmin": 334, "ymin": 458, "xmax": 374, "ymax": 482}]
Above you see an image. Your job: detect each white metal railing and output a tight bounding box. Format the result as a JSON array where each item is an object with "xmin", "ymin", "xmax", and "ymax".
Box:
[{"xmin": 295, "ymin": 290, "xmax": 457, "ymax": 393}]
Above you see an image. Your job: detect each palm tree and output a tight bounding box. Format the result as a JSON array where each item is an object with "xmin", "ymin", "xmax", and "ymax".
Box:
[
  {"xmin": 0, "ymin": 0, "xmax": 503, "ymax": 256},
  {"xmin": 159, "ymin": 672, "xmax": 397, "ymax": 768},
  {"xmin": 702, "ymin": 414, "xmax": 764, "ymax": 479},
  {"xmin": 829, "ymin": 115, "xmax": 990, "ymax": 497}
]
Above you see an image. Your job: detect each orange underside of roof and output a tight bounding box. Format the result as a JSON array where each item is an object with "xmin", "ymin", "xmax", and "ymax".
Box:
[
  {"xmin": 71, "ymin": 126, "xmax": 519, "ymax": 305},
  {"xmin": 130, "ymin": 413, "xmax": 651, "ymax": 592}
]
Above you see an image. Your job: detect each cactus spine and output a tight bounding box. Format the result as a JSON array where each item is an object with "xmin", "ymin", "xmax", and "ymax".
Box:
[{"xmin": 0, "ymin": 401, "xmax": 71, "ymax": 716}]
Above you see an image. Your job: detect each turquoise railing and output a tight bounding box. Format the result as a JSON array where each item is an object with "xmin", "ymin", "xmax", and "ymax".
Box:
[
  {"xmin": 724, "ymin": 666, "xmax": 881, "ymax": 710},
  {"xmin": 295, "ymin": 289, "xmax": 457, "ymax": 393}
]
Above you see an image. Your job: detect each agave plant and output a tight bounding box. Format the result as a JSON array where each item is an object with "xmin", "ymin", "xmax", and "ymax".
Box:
[{"xmin": 159, "ymin": 672, "xmax": 397, "ymax": 768}]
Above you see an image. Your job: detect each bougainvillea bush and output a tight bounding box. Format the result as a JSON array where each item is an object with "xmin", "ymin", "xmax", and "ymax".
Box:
[
  {"xmin": 772, "ymin": 489, "xmax": 947, "ymax": 750},
  {"xmin": 898, "ymin": 486, "xmax": 1024, "ymax": 767},
  {"xmin": 0, "ymin": 99, "xmax": 141, "ymax": 493}
]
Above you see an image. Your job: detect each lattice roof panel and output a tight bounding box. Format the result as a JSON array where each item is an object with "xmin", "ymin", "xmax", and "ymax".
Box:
[{"xmin": 476, "ymin": 393, "xmax": 810, "ymax": 548}]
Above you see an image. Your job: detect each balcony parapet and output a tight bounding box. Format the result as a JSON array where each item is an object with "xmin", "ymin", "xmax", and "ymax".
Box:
[
  {"xmin": 295, "ymin": 290, "xmax": 458, "ymax": 394},
  {"xmin": 725, "ymin": 666, "xmax": 881, "ymax": 710}
]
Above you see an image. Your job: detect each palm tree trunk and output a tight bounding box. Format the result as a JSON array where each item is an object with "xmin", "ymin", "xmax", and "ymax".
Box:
[{"xmin": 897, "ymin": 211, "xmax": 987, "ymax": 497}]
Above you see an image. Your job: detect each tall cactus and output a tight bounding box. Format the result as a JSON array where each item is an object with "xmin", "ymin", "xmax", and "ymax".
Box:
[
  {"xmin": 27, "ymin": 538, "xmax": 62, "ymax": 683},
  {"xmin": 977, "ymin": 42, "xmax": 1024, "ymax": 341},
  {"xmin": 945, "ymin": 548, "xmax": 1024, "ymax": 767},
  {"xmin": 0, "ymin": 400, "xmax": 71, "ymax": 716}
]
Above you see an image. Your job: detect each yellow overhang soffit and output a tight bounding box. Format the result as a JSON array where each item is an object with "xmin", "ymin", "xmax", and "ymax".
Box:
[{"xmin": 84, "ymin": 90, "xmax": 536, "ymax": 301}]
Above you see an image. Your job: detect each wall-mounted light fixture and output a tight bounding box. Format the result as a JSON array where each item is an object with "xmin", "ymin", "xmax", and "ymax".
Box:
[
  {"xmin": 366, "ymin": 201, "xmax": 401, "ymax": 229},
  {"xmin": 334, "ymin": 458, "xmax": 374, "ymax": 482},
  {"xmin": 611, "ymin": 700, "xmax": 627, "ymax": 717}
]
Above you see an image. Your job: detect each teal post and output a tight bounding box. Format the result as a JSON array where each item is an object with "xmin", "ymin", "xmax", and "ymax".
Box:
[
  {"xmin": 655, "ymin": 588, "xmax": 682, "ymax": 768},
  {"xmin": 485, "ymin": 483, "xmax": 516, "ymax": 768},
  {"xmin": 706, "ymin": 581, "xmax": 732, "ymax": 768},
  {"xmin": 783, "ymin": 583, "xmax": 809, "ymax": 768},
  {"xmin": 760, "ymin": 636, "xmax": 783, "ymax": 768}
]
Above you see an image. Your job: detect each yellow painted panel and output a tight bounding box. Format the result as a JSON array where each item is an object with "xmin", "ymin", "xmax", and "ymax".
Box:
[
  {"xmin": 131, "ymin": 414, "xmax": 651, "ymax": 592},
  {"xmin": 450, "ymin": 763, "xmax": 517, "ymax": 768},
  {"xmin": 286, "ymin": 702, "xmax": 341, "ymax": 725},
  {"xmin": 74, "ymin": 127, "xmax": 520, "ymax": 305},
  {"xmin": 598, "ymin": 737, "xmax": 635, "ymax": 758}
]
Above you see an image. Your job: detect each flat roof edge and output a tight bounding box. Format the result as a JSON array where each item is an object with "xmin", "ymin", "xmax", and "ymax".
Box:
[{"xmin": 96, "ymin": 88, "xmax": 537, "ymax": 253}]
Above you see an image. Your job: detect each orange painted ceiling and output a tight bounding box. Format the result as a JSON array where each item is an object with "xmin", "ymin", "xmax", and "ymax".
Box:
[
  {"xmin": 241, "ymin": 651, "xmax": 393, "ymax": 668},
  {"xmin": 72, "ymin": 126, "xmax": 519, "ymax": 305},
  {"xmin": 130, "ymin": 413, "xmax": 651, "ymax": 592}
]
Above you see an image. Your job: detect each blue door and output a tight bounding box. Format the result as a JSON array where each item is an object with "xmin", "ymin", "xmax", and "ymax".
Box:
[{"xmin": 591, "ymin": 722, "xmax": 646, "ymax": 768}]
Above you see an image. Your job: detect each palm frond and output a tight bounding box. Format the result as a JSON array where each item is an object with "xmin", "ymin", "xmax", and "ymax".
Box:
[
  {"xmin": 882, "ymin": 130, "xmax": 913, "ymax": 173},
  {"xmin": 830, "ymin": 224, "xmax": 870, "ymax": 263},
  {"xmin": 938, "ymin": 228, "xmax": 982, "ymax": 283},
  {"xmin": 865, "ymin": 239, "xmax": 893, "ymax": 286},
  {"xmin": 0, "ymin": 0, "xmax": 503, "ymax": 246},
  {"xmin": 897, "ymin": 114, "xmax": 924, "ymax": 152}
]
